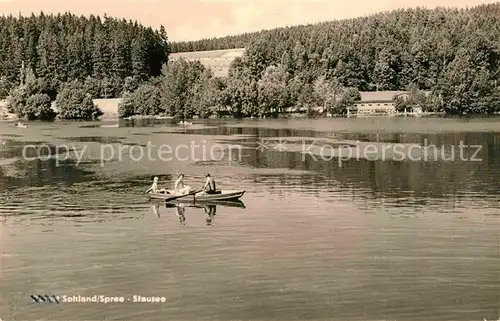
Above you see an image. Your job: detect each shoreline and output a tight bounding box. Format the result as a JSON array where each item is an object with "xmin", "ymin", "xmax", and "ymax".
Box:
[
  {"xmin": 2, "ymin": 112, "xmax": 499, "ymax": 123},
  {"xmin": 123, "ymin": 115, "xmax": 175, "ymax": 120},
  {"xmin": 2, "ymin": 95, "xmax": 499, "ymax": 123}
]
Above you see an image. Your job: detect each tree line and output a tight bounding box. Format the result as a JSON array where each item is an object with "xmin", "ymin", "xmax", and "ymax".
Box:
[
  {"xmin": 0, "ymin": 12, "xmax": 169, "ymax": 120},
  {"xmin": 119, "ymin": 58, "xmax": 364, "ymax": 119},
  {"xmin": 164, "ymin": 3, "xmax": 500, "ymax": 116}
]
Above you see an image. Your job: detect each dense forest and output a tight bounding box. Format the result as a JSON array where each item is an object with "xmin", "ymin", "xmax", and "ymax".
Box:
[
  {"xmin": 161, "ymin": 3, "xmax": 500, "ymax": 117},
  {"xmin": 2, "ymin": 4, "xmax": 500, "ymax": 120},
  {"xmin": 0, "ymin": 12, "xmax": 169, "ymax": 120}
]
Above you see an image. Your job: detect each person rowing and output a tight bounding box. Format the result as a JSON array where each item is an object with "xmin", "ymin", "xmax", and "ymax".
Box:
[
  {"xmin": 174, "ymin": 174, "xmax": 192, "ymax": 195},
  {"xmin": 202, "ymin": 173, "xmax": 219, "ymax": 194}
]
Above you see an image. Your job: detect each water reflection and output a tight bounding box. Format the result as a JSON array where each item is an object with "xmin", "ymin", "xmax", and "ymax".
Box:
[
  {"xmin": 186, "ymin": 125, "xmax": 325, "ymax": 139},
  {"xmin": 215, "ymin": 130, "xmax": 500, "ymax": 203},
  {"xmin": 151, "ymin": 203, "xmax": 160, "ymax": 218},
  {"xmin": 152, "ymin": 199, "xmax": 246, "ymax": 225},
  {"xmin": 120, "ymin": 118, "xmax": 177, "ymax": 127},
  {"xmin": 57, "ymin": 136, "xmax": 124, "ymax": 144},
  {"xmin": 0, "ymin": 157, "xmax": 96, "ymax": 190},
  {"xmin": 176, "ymin": 204, "xmax": 186, "ymax": 224},
  {"xmin": 0, "ymin": 139, "xmax": 75, "ymax": 160},
  {"xmin": 204, "ymin": 204, "xmax": 216, "ymax": 226},
  {"xmin": 157, "ymin": 202, "xmax": 187, "ymax": 224},
  {"xmin": 2, "ymin": 119, "xmax": 500, "ymax": 321}
]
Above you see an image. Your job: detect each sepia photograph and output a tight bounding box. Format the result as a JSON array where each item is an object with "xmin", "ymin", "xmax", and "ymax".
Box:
[{"xmin": 0, "ymin": 0, "xmax": 499, "ymax": 320}]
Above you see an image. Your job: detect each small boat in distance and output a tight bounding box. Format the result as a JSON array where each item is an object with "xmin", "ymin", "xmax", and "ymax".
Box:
[
  {"xmin": 149, "ymin": 190, "xmax": 245, "ymax": 202},
  {"xmin": 15, "ymin": 121, "xmax": 27, "ymax": 128},
  {"xmin": 178, "ymin": 121, "xmax": 193, "ymax": 126}
]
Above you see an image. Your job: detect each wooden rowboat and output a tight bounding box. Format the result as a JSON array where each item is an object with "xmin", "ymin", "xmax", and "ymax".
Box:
[{"xmin": 149, "ymin": 190, "xmax": 245, "ymax": 202}]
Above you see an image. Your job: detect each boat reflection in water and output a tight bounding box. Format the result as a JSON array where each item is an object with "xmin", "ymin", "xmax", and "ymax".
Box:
[
  {"xmin": 151, "ymin": 203, "xmax": 160, "ymax": 218},
  {"xmin": 154, "ymin": 199, "xmax": 245, "ymax": 226},
  {"xmin": 175, "ymin": 204, "xmax": 186, "ymax": 224},
  {"xmin": 151, "ymin": 202, "xmax": 186, "ymax": 223},
  {"xmin": 204, "ymin": 204, "xmax": 216, "ymax": 226},
  {"xmin": 150, "ymin": 202, "xmax": 187, "ymax": 223}
]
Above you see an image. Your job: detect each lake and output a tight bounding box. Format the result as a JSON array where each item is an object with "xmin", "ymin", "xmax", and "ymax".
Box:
[{"xmin": 1, "ymin": 117, "xmax": 499, "ymax": 321}]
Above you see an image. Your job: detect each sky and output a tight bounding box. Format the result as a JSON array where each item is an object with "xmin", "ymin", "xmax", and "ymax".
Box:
[{"xmin": 0, "ymin": 0, "xmax": 494, "ymax": 41}]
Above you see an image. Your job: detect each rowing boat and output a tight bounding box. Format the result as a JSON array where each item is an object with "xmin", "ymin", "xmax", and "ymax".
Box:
[{"xmin": 148, "ymin": 190, "xmax": 245, "ymax": 201}]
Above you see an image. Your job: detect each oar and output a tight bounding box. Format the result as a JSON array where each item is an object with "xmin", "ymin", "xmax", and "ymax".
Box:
[{"xmin": 164, "ymin": 189, "xmax": 202, "ymax": 202}]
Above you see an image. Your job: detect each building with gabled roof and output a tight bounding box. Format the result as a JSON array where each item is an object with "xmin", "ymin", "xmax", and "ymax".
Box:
[{"xmin": 352, "ymin": 91, "xmax": 409, "ymax": 115}]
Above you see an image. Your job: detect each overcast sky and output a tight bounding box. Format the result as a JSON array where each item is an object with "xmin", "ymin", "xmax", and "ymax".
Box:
[{"xmin": 0, "ymin": 0, "xmax": 493, "ymax": 41}]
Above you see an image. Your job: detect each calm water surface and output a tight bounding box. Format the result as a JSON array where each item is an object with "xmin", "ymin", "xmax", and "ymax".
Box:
[{"xmin": 1, "ymin": 117, "xmax": 499, "ymax": 321}]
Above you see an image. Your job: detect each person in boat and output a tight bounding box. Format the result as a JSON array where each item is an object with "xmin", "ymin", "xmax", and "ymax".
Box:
[
  {"xmin": 145, "ymin": 176, "xmax": 159, "ymax": 194},
  {"xmin": 202, "ymin": 173, "xmax": 219, "ymax": 194},
  {"xmin": 174, "ymin": 174, "xmax": 191, "ymax": 195}
]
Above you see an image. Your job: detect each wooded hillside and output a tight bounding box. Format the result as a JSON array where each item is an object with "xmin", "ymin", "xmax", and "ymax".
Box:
[
  {"xmin": 2, "ymin": 4, "xmax": 500, "ymax": 120},
  {"xmin": 0, "ymin": 12, "xmax": 169, "ymax": 99},
  {"xmin": 170, "ymin": 4, "xmax": 499, "ymax": 90},
  {"xmin": 162, "ymin": 3, "xmax": 500, "ymax": 116},
  {"xmin": 0, "ymin": 12, "xmax": 169, "ymax": 120}
]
